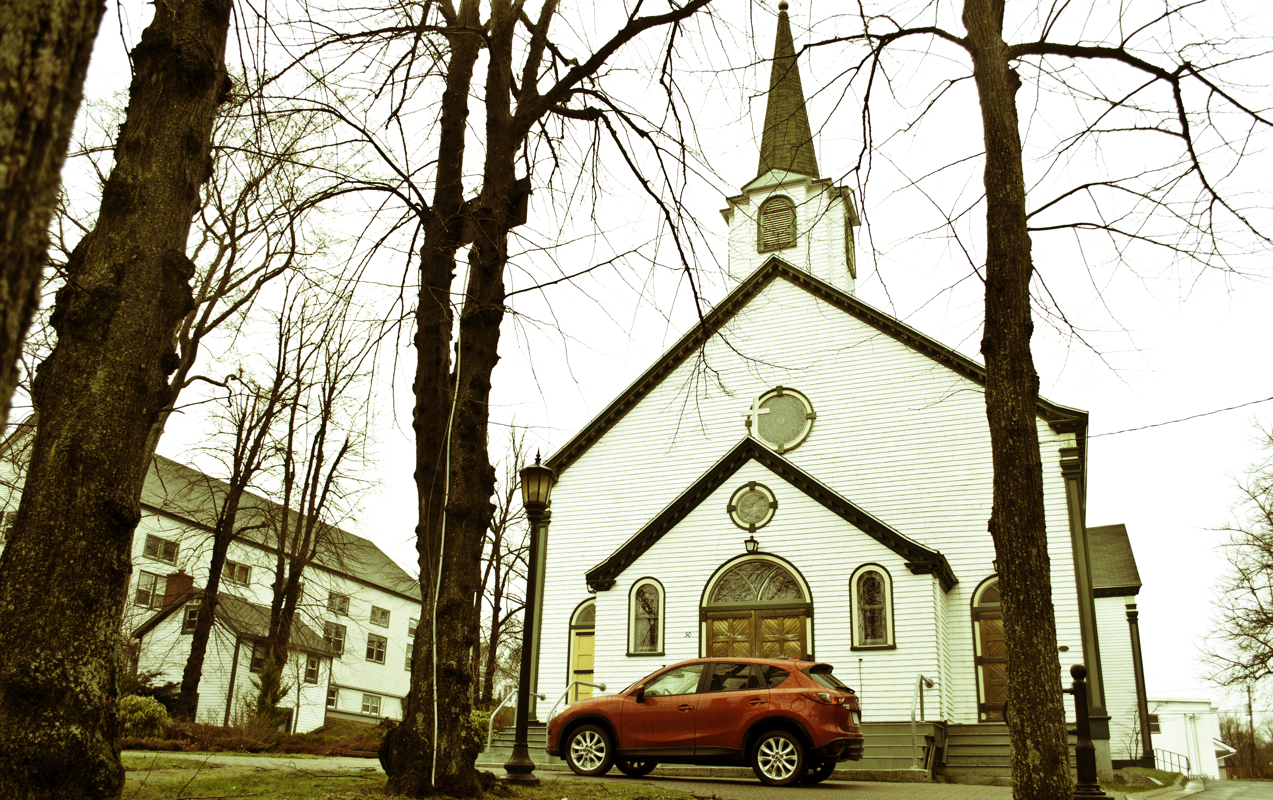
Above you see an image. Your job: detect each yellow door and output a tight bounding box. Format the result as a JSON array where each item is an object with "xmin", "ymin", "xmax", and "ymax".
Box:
[{"xmin": 571, "ymin": 630, "xmax": 594, "ymax": 701}]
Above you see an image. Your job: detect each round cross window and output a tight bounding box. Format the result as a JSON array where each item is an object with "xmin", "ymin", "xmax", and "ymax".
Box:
[
  {"xmin": 745, "ymin": 387, "xmax": 815, "ymax": 453},
  {"xmin": 728, "ymin": 482, "xmax": 777, "ymax": 531}
]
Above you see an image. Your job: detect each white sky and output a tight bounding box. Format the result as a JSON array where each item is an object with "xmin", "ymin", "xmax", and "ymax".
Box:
[{"xmin": 72, "ymin": 0, "xmax": 1273, "ymax": 715}]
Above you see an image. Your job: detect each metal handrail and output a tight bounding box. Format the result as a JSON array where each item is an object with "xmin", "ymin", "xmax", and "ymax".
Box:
[
  {"xmin": 1154, "ymin": 748, "xmax": 1190, "ymax": 776},
  {"xmin": 483, "ymin": 687, "xmax": 546, "ymax": 753},
  {"xmin": 910, "ymin": 674, "xmax": 936, "ymax": 770},
  {"xmin": 544, "ymin": 680, "xmax": 608, "ymax": 730}
]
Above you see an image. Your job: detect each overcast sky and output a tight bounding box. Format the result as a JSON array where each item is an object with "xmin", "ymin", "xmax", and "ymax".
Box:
[{"xmin": 74, "ymin": 0, "xmax": 1273, "ymax": 714}]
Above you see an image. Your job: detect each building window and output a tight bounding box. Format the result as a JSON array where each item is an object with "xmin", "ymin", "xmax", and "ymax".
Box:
[
  {"xmin": 326, "ymin": 687, "xmax": 338, "ymax": 709},
  {"xmin": 305, "ymin": 655, "xmax": 320, "ymax": 684},
  {"xmin": 250, "ymin": 642, "xmax": 269, "ymax": 673},
  {"xmin": 324, "ymin": 622, "xmax": 346, "ymax": 655},
  {"xmin": 850, "ymin": 565, "xmax": 894, "ymax": 648},
  {"xmin": 327, "ymin": 592, "xmax": 349, "ymax": 615},
  {"xmin": 134, "ymin": 571, "xmax": 164, "ymax": 608},
  {"xmin": 629, "ymin": 578, "xmax": 663, "ymax": 655},
  {"xmin": 370, "ymin": 606, "xmax": 390, "ymax": 627},
  {"xmin": 361, "ymin": 693, "xmax": 381, "ymax": 716},
  {"xmin": 143, "ymin": 534, "xmax": 179, "ymax": 564},
  {"xmin": 1148, "ymin": 714, "xmax": 1161, "ymax": 734},
  {"xmin": 182, "ymin": 606, "xmax": 200, "ymax": 634},
  {"xmin": 728, "ymin": 482, "xmax": 777, "ymax": 531},
  {"xmin": 366, "ymin": 633, "xmax": 387, "ymax": 664},
  {"xmin": 745, "ymin": 386, "xmax": 815, "ymax": 453},
  {"xmin": 408, "ymin": 618, "xmax": 418, "ymax": 638},
  {"xmin": 405, "ymin": 653, "xmax": 413, "ymax": 671},
  {"xmin": 224, "ymin": 560, "xmax": 250, "ymax": 585},
  {"xmin": 757, "ymin": 196, "xmax": 797, "ymax": 252}
]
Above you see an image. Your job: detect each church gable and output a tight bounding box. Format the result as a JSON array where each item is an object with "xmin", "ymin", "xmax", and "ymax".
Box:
[
  {"xmin": 585, "ymin": 437, "xmax": 956, "ymax": 593},
  {"xmin": 546, "ymin": 258, "xmax": 1085, "ymax": 481}
]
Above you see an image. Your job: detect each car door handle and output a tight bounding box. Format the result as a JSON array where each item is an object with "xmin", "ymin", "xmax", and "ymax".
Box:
[
  {"xmin": 749, "ymin": 698, "xmax": 766, "ymax": 706},
  {"xmin": 677, "ymin": 704, "xmax": 694, "ymax": 712}
]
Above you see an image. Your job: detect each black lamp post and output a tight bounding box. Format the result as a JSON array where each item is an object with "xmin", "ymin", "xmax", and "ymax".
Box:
[{"xmin": 502, "ymin": 453, "xmax": 556, "ymax": 786}]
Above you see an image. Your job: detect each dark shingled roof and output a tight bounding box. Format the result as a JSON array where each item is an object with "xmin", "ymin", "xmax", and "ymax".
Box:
[
  {"xmin": 756, "ymin": 5, "xmax": 819, "ymax": 179},
  {"xmin": 1088, "ymin": 524, "xmax": 1142, "ymax": 597},
  {"xmin": 133, "ymin": 589, "xmax": 336, "ymax": 656}
]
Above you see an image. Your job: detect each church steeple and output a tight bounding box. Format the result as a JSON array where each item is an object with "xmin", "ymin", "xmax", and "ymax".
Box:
[{"xmin": 757, "ymin": 2, "xmax": 819, "ymax": 180}]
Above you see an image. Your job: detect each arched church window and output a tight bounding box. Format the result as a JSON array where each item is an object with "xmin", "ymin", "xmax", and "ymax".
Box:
[
  {"xmin": 703, "ymin": 557, "xmax": 811, "ymax": 659},
  {"xmin": 744, "ymin": 386, "xmax": 815, "ymax": 453},
  {"xmin": 757, "ymin": 196, "xmax": 797, "ymax": 252},
  {"xmin": 709, "ymin": 560, "xmax": 806, "ymax": 605},
  {"xmin": 850, "ymin": 565, "xmax": 894, "ymax": 649},
  {"xmin": 629, "ymin": 578, "xmax": 663, "ymax": 655}
]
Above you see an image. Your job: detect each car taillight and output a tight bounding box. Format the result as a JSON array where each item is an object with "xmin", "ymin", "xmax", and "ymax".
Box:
[{"xmin": 804, "ymin": 691, "xmax": 839, "ymax": 705}]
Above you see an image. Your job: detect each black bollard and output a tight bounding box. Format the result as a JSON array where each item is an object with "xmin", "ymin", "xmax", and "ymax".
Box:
[{"xmin": 1070, "ymin": 664, "xmax": 1112, "ymax": 798}]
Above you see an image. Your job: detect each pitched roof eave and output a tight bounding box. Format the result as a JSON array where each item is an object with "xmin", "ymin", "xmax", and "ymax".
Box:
[
  {"xmin": 584, "ymin": 437, "xmax": 957, "ymax": 593},
  {"xmin": 546, "ymin": 258, "xmax": 1087, "ymax": 478}
]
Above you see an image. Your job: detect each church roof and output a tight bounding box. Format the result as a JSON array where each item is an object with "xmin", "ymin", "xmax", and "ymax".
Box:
[
  {"xmin": 1088, "ymin": 524, "xmax": 1142, "ymax": 596},
  {"xmin": 546, "ymin": 257, "xmax": 1087, "ymax": 478},
  {"xmin": 756, "ymin": 3, "xmax": 819, "ymax": 180},
  {"xmin": 584, "ymin": 437, "xmax": 958, "ymax": 593}
]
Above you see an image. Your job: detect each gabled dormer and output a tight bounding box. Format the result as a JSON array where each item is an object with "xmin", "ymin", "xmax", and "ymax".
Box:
[{"xmin": 720, "ymin": 1, "xmax": 860, "ymax": 295}]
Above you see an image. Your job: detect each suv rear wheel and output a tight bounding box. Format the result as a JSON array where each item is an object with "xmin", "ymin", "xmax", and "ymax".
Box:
[
  {"xmin": 565, "ymin": 724, "xmax": 614, "ymax": 777},
  {"xmin": 751, "ymin": 730, "xmax": 804, "ymax": 786}
]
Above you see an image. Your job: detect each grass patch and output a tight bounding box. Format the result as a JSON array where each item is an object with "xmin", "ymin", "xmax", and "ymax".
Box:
[
  {"xmin": 122, "ymin": 762, "xmax": 703, "ymax": 800},
  {"xmin": 1100, "ymin": 767, "xmax": 1183, "ymax": 794}
]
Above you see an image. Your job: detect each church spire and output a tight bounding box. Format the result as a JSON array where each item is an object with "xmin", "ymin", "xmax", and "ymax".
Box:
[{"xmin": 756, "ymin": 2, "xmax": 819, "ymax": 180}]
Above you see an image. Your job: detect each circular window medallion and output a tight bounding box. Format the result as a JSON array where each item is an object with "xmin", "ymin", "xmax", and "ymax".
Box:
[
  {"xmin": 744, "ymin": 387, "xmax": 815, "ymax": 453},
  {"xmin": 728, "ymin": 482, "xmax": 777, "ymax": 531}
]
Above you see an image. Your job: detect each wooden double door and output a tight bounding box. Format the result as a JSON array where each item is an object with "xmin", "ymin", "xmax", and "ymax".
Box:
[
  {"xmin": 703, "ymin": 608, "xmax": 807, "ymax": 659},
  {"xmin": 975, "ymin": 607, "xmax": 1007, "ymax": 720}
]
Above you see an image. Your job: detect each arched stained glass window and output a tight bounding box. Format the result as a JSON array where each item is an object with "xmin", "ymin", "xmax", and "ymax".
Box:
[
  {"xmin": 629, "ymin": 579, "xmax": 663, "ymax": 655},
  {"xmin": 758, "ymin": 197, "xmax": 797, "ymax": 252},
  {"xmin": 709, "ymin": 560, "xmax": 806, "ymax": 605},
  {"xmin": 850, "ymin": 565, "xmax": 894, "ymax": 648}
]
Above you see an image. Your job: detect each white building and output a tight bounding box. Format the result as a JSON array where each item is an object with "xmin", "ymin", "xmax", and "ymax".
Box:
[
  {"xmin": 1147, "ymin": 698, "xmax": 1235, "ymax": 778},
  {"xmin": 528, "ymin": 5, "xmax": 1152, "ymax": 778},
  {"xmin": 0, "ymin": 421, "xmax": 421, "ymax": 732}
]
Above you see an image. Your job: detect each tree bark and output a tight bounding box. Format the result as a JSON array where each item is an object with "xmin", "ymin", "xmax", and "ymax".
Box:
[
  {"xmin": 0, "ymin": 0, "xmax": 106, "ymax": 431},
  {"xmin": 0, "ymin": 0, "xmax": 230, "ymax": 796},
  {"xmin": 963, "ymin": 0, "xmax": 1072, "ymax": 797},
  {"xmin": 383, "ymin": 2, "xmax": 482, "ymax": 794}
]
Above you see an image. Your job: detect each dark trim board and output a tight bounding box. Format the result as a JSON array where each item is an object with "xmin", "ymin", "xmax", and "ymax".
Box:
[
  {"xmin": 546, "ymin": 258, "xmax": 1088, "ymax": 479},
  {"xmin": 585, "ymin": 437, "xmax": 958, "ymax": 593}
]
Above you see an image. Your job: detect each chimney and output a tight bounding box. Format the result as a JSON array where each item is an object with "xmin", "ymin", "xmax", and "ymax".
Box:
[{"xmin": 163, "ymin": 571, "xmax": 194, "ymax": 607}]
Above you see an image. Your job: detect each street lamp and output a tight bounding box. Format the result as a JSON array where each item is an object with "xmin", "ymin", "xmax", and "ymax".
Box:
[{"xmin": 502, "ymin": 452, "xmax": 556, "ymax": 786}]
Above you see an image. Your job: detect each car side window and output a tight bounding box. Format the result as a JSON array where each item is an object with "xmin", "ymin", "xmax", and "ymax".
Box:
[
  {"xmin": 706, "ymin": 662, "xmax": 761, "ymax": 693},
  {"xmin": 759, "ymin": 665, "xmax": 790, "ymax": 689},
  {"xmin": 644, "ymin": 664, "xmax": 704, "ymax": 697}
]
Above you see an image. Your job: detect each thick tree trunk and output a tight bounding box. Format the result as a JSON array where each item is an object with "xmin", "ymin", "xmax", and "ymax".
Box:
[
  {"xmin": 382, "ymin": 3, "xmax": 482, "ymax": 795},
  {"xmin": 0, "ymin": 1, "xmax": 230, "ymax": 797},
  {"xmin": 0, "ymin": 0, "xmax": 106, "ymax": 431},
  {"xmin": 963, "ymin": 1, "xmax": 1072, "ymax": 798}
]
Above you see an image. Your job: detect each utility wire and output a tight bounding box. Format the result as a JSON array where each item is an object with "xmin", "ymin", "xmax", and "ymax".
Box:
[{"xmin": 1089, "ymin": 395, "xmax": 1273, "ymax": 438}]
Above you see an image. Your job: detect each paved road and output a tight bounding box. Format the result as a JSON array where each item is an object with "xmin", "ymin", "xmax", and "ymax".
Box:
[
  {"xmin": 551, "ymin": 772, "xmax": 1014, "ymax": 799},
  {"xmin": 1189, "ymin": 781, "xmax": 1273, "ymax": 799}
]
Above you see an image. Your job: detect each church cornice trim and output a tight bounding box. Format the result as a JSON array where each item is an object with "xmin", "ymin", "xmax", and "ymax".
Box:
[
  {"xmin": 546, "ymin": 258, "xmax": 1087, "ymax": 481},
  {"xmin": 583, "ymin": 437, "xmax": 958, "ymax": 594}
]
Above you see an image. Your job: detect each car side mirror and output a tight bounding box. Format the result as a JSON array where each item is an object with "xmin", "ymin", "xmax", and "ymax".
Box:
[{"xmin": 634, "ymin": 685, "xmax": 645, "ymax": 703}]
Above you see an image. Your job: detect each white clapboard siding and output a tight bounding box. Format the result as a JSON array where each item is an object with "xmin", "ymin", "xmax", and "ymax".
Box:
[
  {"xmin": 1096, "ymin": 596, "xmax": 1143, "ymax": 760},
  {"xmin": 539, "ymin": 270, "xmax": 1088, "ymax": 726}
]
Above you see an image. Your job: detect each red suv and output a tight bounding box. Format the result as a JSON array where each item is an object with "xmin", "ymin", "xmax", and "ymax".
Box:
[{"xmin": 546, "ymin": 657, "xmax": 864, "ymax": 786}]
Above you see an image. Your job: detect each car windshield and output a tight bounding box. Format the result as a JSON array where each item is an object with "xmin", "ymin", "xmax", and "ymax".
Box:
[{"xmin": 803, "ymin": 664, "xmax": 851, "ymax": 691}]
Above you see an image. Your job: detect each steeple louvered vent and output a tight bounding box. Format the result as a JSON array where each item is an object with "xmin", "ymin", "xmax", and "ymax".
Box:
[{"xmin": 758, "ymin": 197, "xmax": 796, "ymax": 252}]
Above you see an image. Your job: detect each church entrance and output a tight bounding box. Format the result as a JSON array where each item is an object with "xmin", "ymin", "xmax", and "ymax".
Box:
[
  {"xmin": 973, "ymin": 578, "xmax": 1006, "ymax": 721},
  {"xmin": 701, "ymin": 558, "xmax": 811, "ymax": 659}
]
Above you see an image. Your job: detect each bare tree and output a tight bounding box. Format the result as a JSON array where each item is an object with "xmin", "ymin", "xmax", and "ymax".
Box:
[
  {"xmin": 262, "ymin": 286, "xmax": 375, "ymax": 669},
  {"xmin": 0, "ymin": 0, "xmax": 106, "ymax": 431},
  {"xmin": 1205, "ymin": 424, "xmax": 1273, "ymax": 687},
  {"xmin": 0, "ymin": 0, "xmax": 233, "ymax": 795},
  {"xmin": 472, "ymin": 430, "xmax": 530, "ymax": 707},
  {"xmin": 792, "ymin": 3, "xmax": 1273, "ymax": 794}
]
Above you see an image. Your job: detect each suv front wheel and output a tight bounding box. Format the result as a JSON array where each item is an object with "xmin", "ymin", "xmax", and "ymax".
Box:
[
  {"xmin": 565, "ymin": 724, "xmax": 614, "ymax": 777},
  {"xmin": 751, "ymin": 730, "xmax": 805, "ymax": 786}
]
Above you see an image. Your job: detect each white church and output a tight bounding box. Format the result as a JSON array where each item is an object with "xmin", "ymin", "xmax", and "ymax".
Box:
[{"xmin": 527, "ymin": 4, "xmax": 1155, "ymax": 780}]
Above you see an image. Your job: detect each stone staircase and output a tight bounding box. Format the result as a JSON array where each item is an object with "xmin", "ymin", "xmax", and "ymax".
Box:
[
  {"xmin": 476, "ymin": 721, "xmax": 568, "ymax": 773},
  {"xmin": 935, "ymin": 722, "xmax": 1077, "ymax": 785}
]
